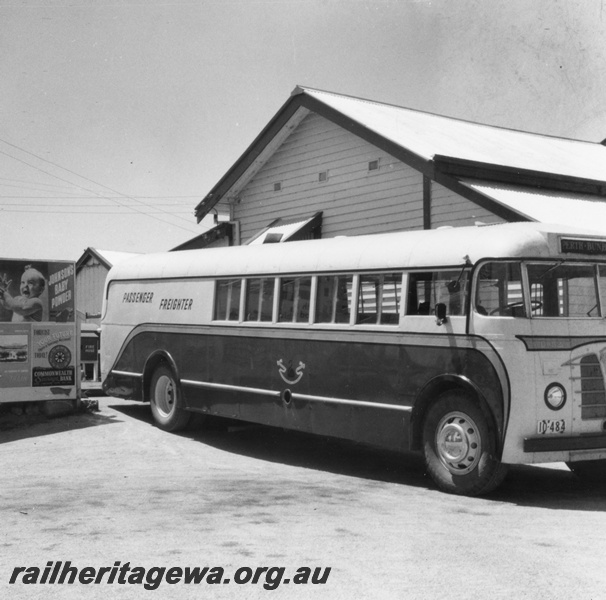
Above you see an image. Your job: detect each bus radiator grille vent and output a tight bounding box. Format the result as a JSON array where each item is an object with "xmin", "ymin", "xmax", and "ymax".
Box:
[{"xmin": 578, "ymin": 354, "xmax": 606, "ymax": 420}]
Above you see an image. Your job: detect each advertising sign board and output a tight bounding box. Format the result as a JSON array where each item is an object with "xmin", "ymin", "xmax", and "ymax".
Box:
[{"xmin": 0, "ymin": 259, "xmax": 78, "ymax": 404}]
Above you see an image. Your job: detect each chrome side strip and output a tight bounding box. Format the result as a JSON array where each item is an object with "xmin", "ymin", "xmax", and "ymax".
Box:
[
  {"xmin": 291, "ymin": 392, "xmax": 412, "ymax": 412},
  {"xmin": 181, "ymin": 378, "xmax": 412, "ymax": 412},
  {"xmin": 181, "ymin": 379, "xmax": 281, "ymax": 398},
  {"xmin": 111, "ymin": 370, "xmax": 143, "ymax": 378}
]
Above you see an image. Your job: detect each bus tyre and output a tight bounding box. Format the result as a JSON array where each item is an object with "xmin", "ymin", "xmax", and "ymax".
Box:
[
  {"xmin": 422, "ymin": 392, "xmax": 507, "ymax": 496},
  {"xmin": 566, "ymin": 460, "xmax": 606, "ymax": 487},
  {"xmin": 149, "ymin": 364, "xmax": 191, "ymax": 432}
]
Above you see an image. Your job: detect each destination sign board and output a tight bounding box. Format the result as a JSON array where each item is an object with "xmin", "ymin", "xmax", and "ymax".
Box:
[{"xmin": 560, "ymin": 237, "xmax": 606, "ymax": 255}]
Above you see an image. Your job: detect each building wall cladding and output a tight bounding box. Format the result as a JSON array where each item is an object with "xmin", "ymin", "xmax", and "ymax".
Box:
[
  {"xmin": 233, "ymin": 112, "xmax": 425, "ymax": 243},
  {"xmin": 76, "ymin": 257, "xmax": 108, "ymax": 322},
  {"xmin": 430, "ymin": 181, "xmax": 504, "ymax": 228}
]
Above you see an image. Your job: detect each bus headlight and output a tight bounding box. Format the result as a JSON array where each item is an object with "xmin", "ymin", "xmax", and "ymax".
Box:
[{"xmin": 544, "ymin": 383, "xmax": 566, "ymax": 411}]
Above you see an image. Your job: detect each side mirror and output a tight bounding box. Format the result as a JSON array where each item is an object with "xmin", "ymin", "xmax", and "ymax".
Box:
[{"xmin": 435, "ymin": 303, "xmax": 448, "ymax": 326}]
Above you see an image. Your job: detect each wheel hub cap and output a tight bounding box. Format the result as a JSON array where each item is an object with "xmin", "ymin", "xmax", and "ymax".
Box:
[
  {"xmin": 156, "ymin": 375, "xmax": 175, "ymax": 416},
  {"xmin": 436, "ymin": 412, "xmax": 481, "ymax": 475}
]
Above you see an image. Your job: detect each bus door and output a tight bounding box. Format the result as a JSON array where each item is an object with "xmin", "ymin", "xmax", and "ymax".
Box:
[
  {"xmin": 525, "ymin": 262, "xmax": 606, "ymax": 439},
  {"xmin": 469, "ymin": 261, "xmax": 538, "ymax": 458},
  {"xmin": 469, "ymin": 260, "xmax": 534, "ymax": 350},
  {"xmin": 400, "ymin": 269, "xmax": 472, "ymax": 394}
]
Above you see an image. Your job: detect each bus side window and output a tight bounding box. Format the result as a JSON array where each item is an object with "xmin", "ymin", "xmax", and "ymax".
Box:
[
  {"xmin": 214, "ymin": 279, "xmax": 242, "ymax": 321},
  {"xmin": 357, "ymin": 273, "xmax": 401, "ymax": 325},
  {"xmin": 278, "ymin": 276, "xmax": 311, "ymax": 323},
  {"xmin": 406, "ymin": 273, "xmax": 427, "ymax": 315},
  {"xmin": 316, "ymin": 275, "xmax": 353, "ymax": 323},
  {"xmin": 244, "ymin": 278, "xmax": 274, "ymax": 322},
  {"xmin": 475, "ymin": 262, "xmax": 526, "ymax": 317},
  {"xmin": 406, "ymin": 271, "xmax": 468, "ymax": 317}
]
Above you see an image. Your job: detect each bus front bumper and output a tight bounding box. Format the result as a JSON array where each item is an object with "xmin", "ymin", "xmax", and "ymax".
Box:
[{"xmin": 524, "ymin": 433, "xmax": 606, "ymax": 453}]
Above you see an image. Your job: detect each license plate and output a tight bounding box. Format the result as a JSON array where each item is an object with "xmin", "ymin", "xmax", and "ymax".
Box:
[{"xmin": 537, "ymin": 419, "xmax": 566, "ymax": 435}]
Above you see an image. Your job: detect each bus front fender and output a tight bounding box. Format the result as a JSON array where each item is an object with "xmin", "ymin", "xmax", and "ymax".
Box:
[{"xmin": 409, "ymin": 374, "xmax": 503, "ymax": 459}]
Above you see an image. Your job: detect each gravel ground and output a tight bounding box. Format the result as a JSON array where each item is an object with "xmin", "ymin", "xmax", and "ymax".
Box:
[{"xmin": 2, "ymin": 397, "xmax": 606, "ymax": 600}]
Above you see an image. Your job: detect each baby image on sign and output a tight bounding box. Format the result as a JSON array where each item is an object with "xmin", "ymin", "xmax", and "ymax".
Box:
[
  {"xmin": 0, "ymin": 260, "xmax": 75, "ymax": 324},
  {"xmin": 0, "ymin": 265, "xmax": 48, "ymax": 323}
]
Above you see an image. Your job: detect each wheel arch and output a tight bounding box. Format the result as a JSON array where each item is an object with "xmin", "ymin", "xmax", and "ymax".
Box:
[
  {"xmin": 409, "ymin": 374, "xmax": 503, "ymax": 458},
  {"xmin": 142, "ymin": 350, "xmax": 180, "ymax": 403}
]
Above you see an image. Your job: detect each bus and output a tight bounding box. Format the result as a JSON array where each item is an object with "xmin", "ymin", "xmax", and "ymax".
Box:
[{"xmin": 100, "ymin": 222, "xmax": 606, "ymax": 495}]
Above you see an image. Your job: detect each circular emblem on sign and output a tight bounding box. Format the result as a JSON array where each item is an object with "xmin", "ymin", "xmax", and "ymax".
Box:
[{"xmin": 48, "ymin": 345, "xmax": 71, "ymax": 369}]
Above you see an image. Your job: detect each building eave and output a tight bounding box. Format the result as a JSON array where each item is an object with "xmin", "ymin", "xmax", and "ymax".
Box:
[
  {"xmin": 170, "ymin": 221, "xmax": 234, "ymax": 250},
  {"xmin": 433, "ymin": 155, "xmax": 606, "ymax": 197}
]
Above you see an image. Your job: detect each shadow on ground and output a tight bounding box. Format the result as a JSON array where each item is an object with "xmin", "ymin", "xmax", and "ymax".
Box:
[
  {"xmin": 110, "ymin": 401, "xmax": 606, "ymax": 512},
  {"xmin": 109, "ymin": 401, "xmax": 427, "ymax": 485},
  {"xmin": 0, "ymin": 404, "xmax": 120, "ymax": 444}
]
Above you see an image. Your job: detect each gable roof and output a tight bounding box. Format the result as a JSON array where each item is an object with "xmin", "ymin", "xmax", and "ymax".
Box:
[
  {"xmin": 460, "ymin": 180, "xmax": 606, "ymax": 232},
  {"xmin": 76, "ymin": 247, "xmax": 140, "ymax": 272},
  {"xmin": 300, "ymin": 87, "xmax": 606, "ymax": 182},
  {"xmin": 194, "ymin": 86, "xmax": 606, "ymax": 223}
]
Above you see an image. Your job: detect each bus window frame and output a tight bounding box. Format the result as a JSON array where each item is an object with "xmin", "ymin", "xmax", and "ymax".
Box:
[
  {"xmin": 244, "ymin": 277, "xmax": 278, "ymax": 323},
  {"xmin": 405, "ymin": 268, "xmax": 470, "ymax": 319},
  {"xmin": 315, "ymin": 273, "xmax": 355, "ymax": 326},
  {"xmin": 212, "ymin": 272, "xmax": 411, "ymax": 328},
  {"xmin": 212, "ymin": 270, "xmax": 488, "ymax": 328},
  {"xmin": 472, "ymin": 259, "xmax": 606, "ymax": 320},
  {"xmin": 277, "ymin": 275, "xmax": 313, "ymax": 324},
  {"xmin": 472, "ymin": 260, "xmax": 527, "ymax": 318},
  {"xmin": 355, "ymin": 272, "xmax": 404, "ymax": 326},
  {"xmin": 523, "ymin": 260, "xmax": 606, "ymax": 320},
  {"xmin": 213, "ymin": 277, "xmax": 244, "ymax": 322}
]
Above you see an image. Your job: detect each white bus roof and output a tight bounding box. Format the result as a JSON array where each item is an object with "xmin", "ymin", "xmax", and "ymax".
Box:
[{"xmin": 106, "ymin": 222, "xmax": 606, "ymax": 282}]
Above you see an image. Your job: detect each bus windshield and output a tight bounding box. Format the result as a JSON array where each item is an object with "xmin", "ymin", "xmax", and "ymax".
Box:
[
  {"xmin": 527, "ymin": 262, "xmax": 604, "ymax": 318},
  {"xmin": 475, "ymin": 261, "xmax": 606, "ymax": 318}
]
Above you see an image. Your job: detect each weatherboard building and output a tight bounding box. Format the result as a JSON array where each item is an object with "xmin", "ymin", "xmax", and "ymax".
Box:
[{"xmin": 188, "ymin": 85, "xmax": 606, "ymax": 248}]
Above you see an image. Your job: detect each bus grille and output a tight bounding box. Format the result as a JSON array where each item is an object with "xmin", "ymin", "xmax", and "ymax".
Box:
[{"xmin": 579, "ymin": 354, "xmax": 606, "ymax": 420}]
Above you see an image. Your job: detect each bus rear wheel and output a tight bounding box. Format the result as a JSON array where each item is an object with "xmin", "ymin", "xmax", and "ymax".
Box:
[
  {"xmin": 566, "ymin": 460, "xmax": 606, "ymax": 487},
  {"xmin": 149, "ymin": 364, "xmax": 191, "ymax": 432},
  {"xmin": 422, "ymin": 392, "xmax": 507, "ymax": 496}
]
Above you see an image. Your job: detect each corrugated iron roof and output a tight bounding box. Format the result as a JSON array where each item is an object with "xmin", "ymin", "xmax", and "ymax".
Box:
[
  {"xmin": 461, "ymin": 180, "xmax": 606, "ymax": 231},
  {"xmin": 300, "ymin": 87, "xmax": 606, "ymax": 182},
  {"xmin": 248, "ymin": 218, "xmax": 310, "ymax": 245},
  {"xmin": 195, "ymin": 86, "xmax": 606, "ymax": 221},
  {"xmin": 95, "ymin": 249, "xmax": 140, "ymax": 267}
]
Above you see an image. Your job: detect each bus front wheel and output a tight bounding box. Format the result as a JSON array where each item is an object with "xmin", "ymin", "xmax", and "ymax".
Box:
[
  {"xmin": 422, "ymin": 392, "xmax": 507, "ymax": 496},
  {"xmin": 149, "ymin": 364, "xmax": 191, "ymax": 432}
]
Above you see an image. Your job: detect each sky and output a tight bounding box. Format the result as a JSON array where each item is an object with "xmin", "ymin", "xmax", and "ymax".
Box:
[{"xmin": 2, "ymin": 0, "xmax": 606, "ymax": 261}]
